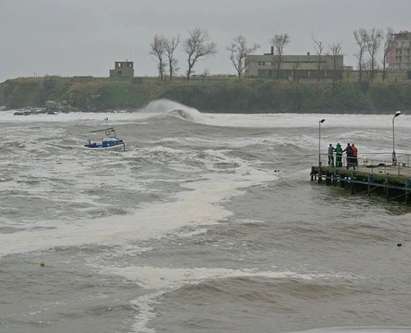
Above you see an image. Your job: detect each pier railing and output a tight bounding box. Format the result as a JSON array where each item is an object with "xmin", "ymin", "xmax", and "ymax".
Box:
[
  {"xmin": 360, "ymin": 152, "xmax": 411, "ymax": 168},
  {"xmin": 313, "ymin": 152, "xmax": 411, "ymax": 204},
  {"xmin": 319, "ymin": 152, "xmax": 411, "ymax": 177}
]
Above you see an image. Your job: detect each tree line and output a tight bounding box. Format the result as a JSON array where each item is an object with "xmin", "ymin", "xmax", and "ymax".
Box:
[
  {"xmin": 150, "ymin": 27, "xmax": 397, "ymax": 81},
  {"xmin": 150, "ymin": 28, "xmax": 217, "ymax": 81},
  {"xmin": 353, "ymin": 28, "xmax": 395, "ymax": 82}
]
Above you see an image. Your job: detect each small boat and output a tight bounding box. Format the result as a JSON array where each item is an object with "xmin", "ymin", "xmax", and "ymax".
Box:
[{"xmin": 84, "ymin": 127, "xmax": 126, "ymax": 151}]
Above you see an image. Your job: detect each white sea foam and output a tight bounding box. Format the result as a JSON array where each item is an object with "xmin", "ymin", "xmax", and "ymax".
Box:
[
  {"xmin": 96, "ymin": 265, "xmax": 356, "ymax": 333},
  {"xmin": 130, "ymin": 291, "xmax": 162, "ymax": 333},
  {"xmin": 174, "ymin": 228, "xmax": 208, "ymax": 238},
  {"xmin": 198, "ymin": 113, "xmax": 411, "ymax": 129},
  {"xmin": 0, "ymin": 136, "xmax": 278, "ymax": 332},
  {"xmin": 100, "ymin": 265, "xmax": 349, "ymax": 290},
  {"xmin": 0, "ymin": 99, "xmax": 198, "ymax": 124},
  {"xmin": 2, "ymin": 108, "xmax": 407, "ymax": 256},
  {"xmin": 0, "ymin": 145, "xmax": 274, "ymax": 257}
]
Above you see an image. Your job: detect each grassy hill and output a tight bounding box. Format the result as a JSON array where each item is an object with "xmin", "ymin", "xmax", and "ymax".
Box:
[{"xmin": 1, "ymin": 76, "xmax": 410, "ymax": 113}]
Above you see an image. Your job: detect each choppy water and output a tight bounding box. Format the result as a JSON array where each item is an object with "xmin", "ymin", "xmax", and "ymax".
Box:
[{"xmin": 1, "ymin": 100, "xmax": 411, "ymax": 333}]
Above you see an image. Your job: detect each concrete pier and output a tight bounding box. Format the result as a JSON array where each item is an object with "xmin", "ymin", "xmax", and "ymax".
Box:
[{"xmin": 311, "ymin": 165, "xmax": 411, "ymax": 204}]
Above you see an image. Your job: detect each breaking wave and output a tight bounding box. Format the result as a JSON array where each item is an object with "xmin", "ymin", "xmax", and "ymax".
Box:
[
  {"xmin": 141, "ymin": 99, "xmax": 203, "ymax": 123},
  {"xmin": 142, "ymin": 100, "xmax": 411, "ymax": 129}
]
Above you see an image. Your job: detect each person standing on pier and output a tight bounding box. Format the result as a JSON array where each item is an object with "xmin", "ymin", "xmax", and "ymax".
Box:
[
  {"xmin": 344, "ymin": 143, "xmax": 353, "ymax": 169},
  {"xmin": 335, "ymin": 143, "xmax": 343, "ymax": 168},
  {"xmin": 352, "ymin": 144, "xmax": 358, "ymax": 170},
  {"xmin": 328, "ymin": 144, "xmax": 335, "ymax": 166}
]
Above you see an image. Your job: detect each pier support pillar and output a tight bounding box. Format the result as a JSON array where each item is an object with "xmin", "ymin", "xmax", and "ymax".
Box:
[{"xmin": 367, "ymin": 175, "xmax": 371, "ymax": 197}]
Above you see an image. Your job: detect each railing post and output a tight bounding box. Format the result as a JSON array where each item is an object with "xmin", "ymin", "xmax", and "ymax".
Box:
[
  {"xmin": 385, "ymin": 176, "xmax": 389, "ymax": 200},
  {"xmin": 368, "ymin": 168, "xmax": 372, "ymax": 196}
]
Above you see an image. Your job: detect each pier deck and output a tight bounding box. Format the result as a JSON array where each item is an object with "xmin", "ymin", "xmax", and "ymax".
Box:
[{"xmin": 311, "ymin": 165, "xmax": 411, "ymax": 204}]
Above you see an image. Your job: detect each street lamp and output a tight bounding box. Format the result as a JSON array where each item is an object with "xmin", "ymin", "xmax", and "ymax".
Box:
[
  {"xmin": 392, "ymin": 111, "xmax": 401, "ymax": 166},
  {"xmin": 319, "ymin": 119, "xmax": 326, "ymax": 167}
]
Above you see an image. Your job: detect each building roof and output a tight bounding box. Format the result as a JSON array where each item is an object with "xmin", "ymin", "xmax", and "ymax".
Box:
[{"xmin": 394, "ymin": 31, "xmax": 411, "ymax": 39}]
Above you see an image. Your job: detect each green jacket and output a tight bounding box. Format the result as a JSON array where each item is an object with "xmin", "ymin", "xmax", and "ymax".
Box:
[{"xmin": 335, "ymin": 144, "xmax": 343, "ymax": 156}]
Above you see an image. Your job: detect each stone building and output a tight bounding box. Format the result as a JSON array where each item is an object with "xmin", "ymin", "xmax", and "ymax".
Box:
[
  {"xmin": 109, "ymin": 61, "xmax": 134, "ymax": 79},
  {"xmin": 245, "ymin": 48, "xmax": 344, "ymax": 80},
  {"xmin": 387, "ymin": 31, "xmax": 411, "ymax": 72}
]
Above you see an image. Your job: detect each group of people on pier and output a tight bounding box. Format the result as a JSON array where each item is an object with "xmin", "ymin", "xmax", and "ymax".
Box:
[{"xmin": 328, "ymin": 143, "xmax": 358, "ymax": 169}]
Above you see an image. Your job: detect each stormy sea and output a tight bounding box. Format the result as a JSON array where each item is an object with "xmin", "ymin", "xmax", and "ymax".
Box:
[{"xmin": 1, "ymin": 100, "xmax": 411, "ymax": 333}]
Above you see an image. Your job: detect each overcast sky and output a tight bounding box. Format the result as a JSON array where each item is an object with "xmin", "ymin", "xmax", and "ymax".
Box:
[{"xmin": 0, "ymin": 0, "xmax": 410, "ymax": 82}]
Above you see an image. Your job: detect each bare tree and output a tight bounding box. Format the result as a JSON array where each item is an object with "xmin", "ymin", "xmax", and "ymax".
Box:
[
  {"xmin": 271, "ymin": 33, "xmax": 290, "ymax": 79},
  {"xmin": 150, "ymin": 34, "xmax": 167, "ymax": 80},
  {"xmin": 366, "ymin": 28, "xmax": 383, "ymax": 81},
  {"xmin": 329, "ymin": 43, "xmax": 343, "ymax": 86},
  {"xmin": 313, "ymin": 38, "xmax": 325, "ymax": 81},
  {"xmin": 165, "ymin": 36, "xmax": 180, "ymax": 80},
  {"xmin": 227, "ymin": 35, "xmax": 259, "ymax": 78},
  {"xmin": 184, "ymin": 28, "xmax": 217, "ymax": 80},
  {"xmin": 353, "ymin": 28, "xmax": 369, "ymax": 82},
  {"xmin": 382, "ymin": 28, "xmax": 395, "ymax": 81}
]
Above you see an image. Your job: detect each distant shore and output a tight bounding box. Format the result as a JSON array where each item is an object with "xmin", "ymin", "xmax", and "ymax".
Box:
[{"xmin": 1, "ymin": 76, "xmax": 410, "ymax": 114}]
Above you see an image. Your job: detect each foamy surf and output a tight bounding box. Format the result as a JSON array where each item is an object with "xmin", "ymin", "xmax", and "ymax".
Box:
[
  {"xmin": 0, "ymin": 148, "xmax": 275, "ymax": 257},
  {"xmin": 0, "ymin": 99, "xmax": 201, "ymax": 124},
  {"xmin": 2, "ymin": 103, "xmax": 411, "ymax": 333},
  {"xmin": 96, "ymin": 265, "xmax": 357, "ymax": 333},
  {"xmin": 1, "ymin": 99, "xmax": 410, "ymax": 129}
]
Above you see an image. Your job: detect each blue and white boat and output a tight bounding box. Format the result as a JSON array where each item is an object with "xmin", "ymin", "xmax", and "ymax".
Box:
[{"xmin": 84, "ymin": 127, "xmax": 126, "ymax": 151}]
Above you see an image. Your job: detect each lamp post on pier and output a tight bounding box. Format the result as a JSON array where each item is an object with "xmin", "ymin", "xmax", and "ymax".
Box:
[
  {"xmin": 318, "ymin": 119, "xmax": 326, "ymax": 167},
  {"xmin": 392, "ymin": 111, "xmax": 401, "ymax": 166}
]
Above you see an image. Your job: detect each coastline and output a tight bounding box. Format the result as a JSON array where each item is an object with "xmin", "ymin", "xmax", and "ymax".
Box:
[{"xmin": 1, "ymin": 76, "xmax": 411, "ymax": 114}]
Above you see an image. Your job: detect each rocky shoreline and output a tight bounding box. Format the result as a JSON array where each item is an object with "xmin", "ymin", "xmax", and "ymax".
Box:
[{"xmin": 12, "ymin": 100, "xmax": 80, "ymax": 116}]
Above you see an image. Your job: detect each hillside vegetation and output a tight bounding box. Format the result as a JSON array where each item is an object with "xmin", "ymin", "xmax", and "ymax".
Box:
[{"xmin": 0, "ymin": 76, "xmax": 410, "ymax": 113}]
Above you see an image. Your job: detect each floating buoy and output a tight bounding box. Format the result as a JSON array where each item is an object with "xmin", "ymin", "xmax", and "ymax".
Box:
[{"xmin": 40, "ymin": 262, "xmax": 45, "ymax": 267}]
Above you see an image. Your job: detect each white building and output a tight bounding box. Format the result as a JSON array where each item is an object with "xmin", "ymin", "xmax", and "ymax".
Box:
[
  {"xmin": 388, "ymin": 31, "xmax": 411, "ymax": 71},
  {"xmin": 245, "ymin": 48, "xmax": 344, "ymax": 80}
]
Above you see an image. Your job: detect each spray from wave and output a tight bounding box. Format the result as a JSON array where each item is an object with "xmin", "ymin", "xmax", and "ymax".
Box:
[{"xmin": 140, "ymin": 99, "xmax": 203, "ymax": 123}]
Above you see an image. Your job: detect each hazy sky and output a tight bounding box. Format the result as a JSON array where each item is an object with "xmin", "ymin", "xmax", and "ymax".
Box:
[{"xmin": 0, "ymin": 0, "xmax": 410, "ymax": 82}]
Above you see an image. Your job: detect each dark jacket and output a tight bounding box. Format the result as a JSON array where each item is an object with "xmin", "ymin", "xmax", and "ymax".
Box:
[{"xmin": 344, "ymin": 145, "xmax": 353, "ymax": 156}]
